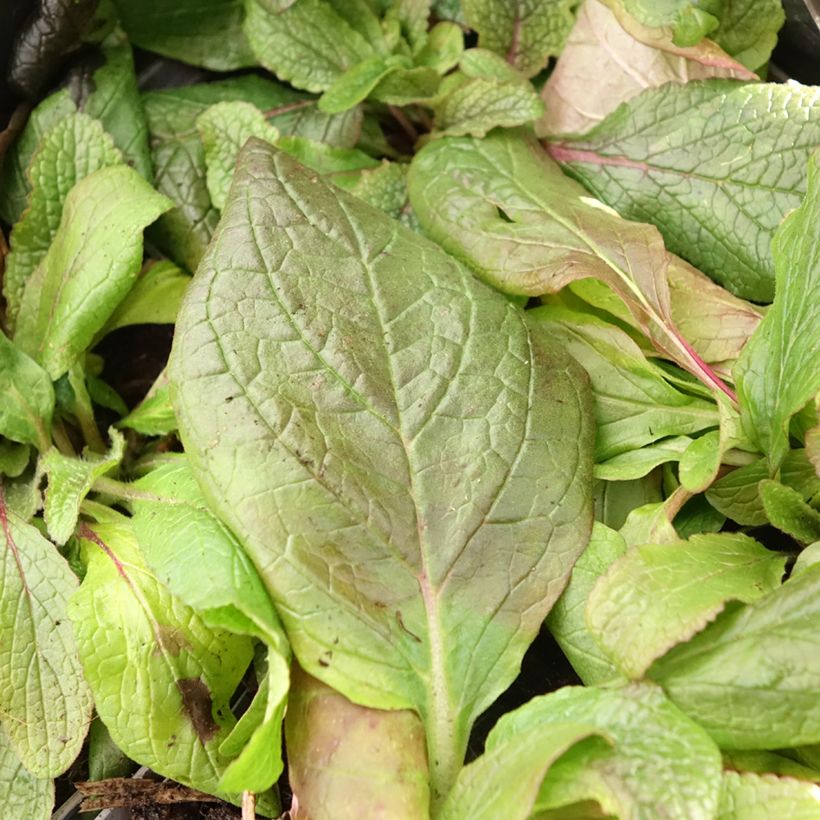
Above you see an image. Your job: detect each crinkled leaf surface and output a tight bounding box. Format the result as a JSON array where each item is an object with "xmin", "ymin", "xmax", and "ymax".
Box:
[
  {"xmin": 538, "ymin": 0, "xmax": 753, "ymax": 136},
  {"xmin": 0, "ymin": 488, "xmax": 93, "ymax": 776},
  {"xmin": 587, "ymin": 532, "xmax": 785, "ymax": 679},
  {"xmin": 718, "ymin": 771, "xmax": 820, "ymax": 820},
  {"xmin": 0, "ymin": 332, "xmax": 54, "ymax": 452},
  {"xmin": 461, "ymin": 0, "xmax": 575, "ymax": 77},
  {"xmin": 3, "ymin": 112, "xmax": 121, "ymax": 328},
  {"xmin": 14, "ymin": 164, "xmax": 171, "ymax": 379},
  {"xmin": 490, "ymin": 683, "xmax": 722, "ymax": 819},
  {"xmin": 439, "ymin": 722, "xmax": 606, "ymax": 820},
  {"xmin": 244, "ymin": 0, "xmax": 375, "ymax": 93},
  {"xmin": 42, "ymin": 430, "xmax": 124, "ymax": 545},
  {"xmin": 708, "ymin": 0, "xmax": 785, "ymax": 71},
  {"xmin": 759, "ymin": 480, "xmax": 820, "ymax": 545},
  {"xmin": 0, "ymin": 728, "xmax": 53, "ymax": 819},
  {"xmin": 69, "ymin": 519, "xmax": 264, "ymax": 806},
  {"xmin": 735, "ymin": 152, "xmax": 820, "ymax": 470},
  {"xmin": 548, "ymin": 81, "xmax": 820, "ymax": 302},
  {"xmin": 286, "ymin": 667, "xmax": 430, "ymax": 820},
  {"xmin": 408, "ymin": 129, "xmax": 733, "ymax": 396},
  {"xmin": 529, "ymin": 306, "xmax": 718, "ymax": 461},
  {"xmin": 111, "ymin": 0, "xmax": 255, "ymax": 70},
  {"xmin": 171, "ymin": 139, "xmax": 594, "ymax": 802},
  {"xmin": 651, "ymin": 562, "xmax": 820, "ymax": 748},
  {"xmin": 546, "ymin": 522, "xmax": 626, "ymax": 685}
]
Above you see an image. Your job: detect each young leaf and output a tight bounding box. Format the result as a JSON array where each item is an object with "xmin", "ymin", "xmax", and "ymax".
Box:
[
  {"xmin": 111, "ymin": 0, "xmax": 255, "ymax": 70},
  {"xmin": 718, "ymin": 771, "xmax": 820, "ymax": 820},
  {"xmin": 759, "ymin": 480, "xmax": 820, "ymax": 545},
  {"xmin": 414, "ymin": 22, "xmax": 464, "ymax": 74},
  {"xmin": 734, "ymin": 152, "xmax": 820, "ymax": 470},
  {"xmin": 538, "ymin": 0, "xmax": 753, "ymax": 137},
  {"xmin": 708, "ymin": 0, "xmax": 785, "ymax": 71},
  {"xmin": 243, "ymin": 0, "xmax": 376, "ymax": 93},
  {"xmin": 595, "ymin": 436, "xmax": 692, "ymax": 481},
  {"xmin": 0, "ymin": 487, "xmax": 93, "ymax": 776},
  {"xmin": 0, "ymin": 332, "xmax": 54, "ymax": 452},
  {"xmin": 594, "ymin": 472, "xmax": 664, "ymax": 530},
  {"xmin": 546, "ymin": 522, "xmax": 627, "ymax": 685},
  {"xmin": 651, "ymin": 562, "xmax": 820, "ymax": 748},
  {"xmin": 42, "ymin": 430, "xmax": 124, "ymax": 545},
  {"xmin": 618, "ymin": 488, "xmax": 686, "ymax": 548},
  {"xmin": 461, "ymin": 0, "xmax": 575, "ymax": 77},
  {"xmin": 319, "ymin": 55, "xmax": 410, "ymax": 114},
  {"xmin": 439, "ymin": 723, "xmax": 606, "ymax": 820},
  {"xmin": 3, "ymin": 112, "xmax": 121, "ymax": 328},
  {"xmin": 530, "ymin": 306, "xmax": 718, "ymax": 461},
  {"xmin": 586, "ymin": 532, "xmax": 785, "ymax": 679},
  {"xmin": 0, "ymin": 729, "xmax": 54, "ymax": 820},
  {"xmin": 14, "ymin": 164, "xmax": 172, "ymax": 380},
  {"xmin": 408, "ymin": 130, "xmax": 735, "ymax": 397},
  {"xmin": 118, "ymin": 371, "xmax": 176, "ymax": 437},
  {"xmin": 489, "ymin": 683, "xmax": 722, "ymax": 818},
  {"xmin": 171, "ymin": 139, "xmax": 594, "ymax": 803},
  {"xmin": 101, "ymin": 261, "xmax": 191, "ymax": 336},
  {"xmin": 286, "ymin": 667, "xmax": 430, "ymax": 819},
  {"xmin": 69, "ymin": 519, "xmax": 263, "ymax": 806},
  {"xmin": 547, "ymin": 81, "xmax": 820, "ymax": 301}
]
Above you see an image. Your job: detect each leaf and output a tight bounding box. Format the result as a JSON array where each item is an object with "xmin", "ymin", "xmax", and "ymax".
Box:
[
  {"xmin": 651, "ymin": 562, "xmax": 820, "ymax": 748},
  {"xmin": 319, "ymin": 55, "xmax": 410, "ymax": 114},
  {"xmin": 14, "ymin": 165, "xmax": 172, "ymax": 379},
  {"xmin": 547, "ymin": 81, "xmax": 820, "ymax": 302},
  {"xmin": 594, "ymin": 473, "xmax": 663, "ymax": 530},
  {"xmin": 0, "ymin": 332, "xmax": 54, "ymax": 452},
  {"xmin": 119, "ymin": 371, "xmax": 176, "ymax": 436},
  {"xmin": 69, "ymin": 519, "xmax": 263, "ymax": 805},
  {"xmin": 414, "ymin": 22, "xmax": 464, "ymax": 74},
  {"xmin": 432, "ymin": 49, "xmax": 545, "ymax": 137},
  {"xmin": 0, "ymin": 728, "xmax": 54, "ymax": 820},
  {"xmin": 439, "ymin": 722, "xmax": 606, "ymax": 820},
  {"xmin": 244, "ymin": 0, "xmax": 375, "ymax": 93},
  {"xmin": 489, "ymin": 683, "xmax": 723, "ymax": 819},
  {"xmin": 88, "ymin": 719, "xmax": 132, "ymax": 781},
  {"xmin": 338, "ymin": 161, "xmax": 412, "ymax": 222},
  {"xmin": 0, "ymin": 488, "xmax": 93, "ymax": 776},
  {"xmin": 595, "ymin": 436, "xmax": 692, "ymax": 481},
  {"xmin": 286, "ymin": 666, "xmax": 430, "ymax": 819},
  {"xmin": 718, "ymin": 771, "xmax": 820, "ymax": 820},
  {"xmin": 611, "ymin": 0, "xmax": 723, "ymax": 46},
  {"xmin": 461, "ymin": 0, "xmax": 575, "ymax": 77},
  {"xmin": 408, "ymin": 129, "xmax": 735, "ymax": 396},
  {"xmin": 759, "ymin": 480, "xmax": 820, "ymax": 545},
  {"xmin": 129, "ymin": 458, "xmax": 290, "ymax": 793},
  {"xmin": 42, "ymin": 430, "xmax": 125, "ymax": 545},
  {"xmin": 735, "ymin": 152, "xmax": 820, "ymax": 469},
  {"xmin": 111, "ymin": 0, "xmax": 255, "ymax": 70},
  {"xmin": 529, "ymin": 306, "xmax": 719, "ymax": 461},
  {"xmin": 706, "ymin": 450, "xmax": 819, "ymax": 527},
  {"xmin": 587, "ymin": 532, "xmax": 785, "ymax": 679},
  {"xmin": 722, "ymin": 749, "xmax": 820, "ymax": 781},
  {"xmin": 171, "ymin": 138, "xmax": 595, "ymax": 803},
  {"xmin": 7, "ymin": 0, "xmax": 98, "ymax": 97},
  {"xmin": 197, "ymin": 101, "xmax": 281, "ymax": 210},
  {"xmin": 370, "ymin": 66, "xmax": 442, "ymax": 106},
  {"xmin": 0, "ymin": 441, "xmax": 31, "ymax": 479},
  {"xmin": 708, "ymin": 0, "xmax": 785, "ymax": 71},
  {"xmin": 101, "ymin": 261, "xmax": 191, "ymax": 335},
  {"xmin": 3, "ymin": 112, "xmax": 122, "ymax": 328},
  {"xmin": 546, "ymin": 522, "xmax": 627, "ymax": 685},
  {"xmin": 618, "ymin": 488, "xmax": 686, "ymax": 548},
  {"xmin": 537, "ymin": 0, "xmax": 753, "ymax": 137}
]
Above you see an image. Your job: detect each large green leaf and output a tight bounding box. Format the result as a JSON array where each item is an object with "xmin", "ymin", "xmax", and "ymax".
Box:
[
  {"xmin": 719, "ymin": 771, "xmax": 820, "ymax": 819},
  {"xmin": 0, "ymin": 489, "xmax": 93, "ymax": 776},
  {"xmin": 3, "ymin": 112, "xmax": 121, "ymax": 329},
  {"xmin": 286, "ymin": 667, "xmax": 430, "ymax": 820},
  {"xmin": 587, "ymin": 532, "xmax": 785, "ymax": 679},
  {"xmin": 69, "ymin": 518, "xmax": 265, "ymax": 806},
  {"xmin": 14, "ymin": 165, "xmax": 171, "ymax": 379},
  {"xmin": 0, "ymin": 729, "xmax": 53, "ymax": 820},
  {"xmin": 530, "ymin": 306, "xmax": 718, "ymax": 460},
  {"xmin": 408, "ymin": 129, "xmax": 734, "ymax": 396},
  {"xmin": 111, "ymin": 0, "xmax": 255, "ymax": 70},
  {"xmin": 651, "ymin": 563, "xmax": 820, "ymax": 748},
  {"xmin": 171, "ymin": 139, "xmax": 594, "ymax": 803},
  {"xmin": 538, "ymin": 0, "xmax": 753, "ymax": 136},
  {"xmin": 0, "ymin": 332, "xmax": 54, "ymax": 452},
  {"xmin": 244, "ymin": 0, "xmax": 375, "ymax": 93},
  {"xmin": 461, "ymin": 0, "xmax": 575, "ymax": 77},
  {"xmin": 490, "ymin": 683, "xmax": 722, "ymax": 818},
  {"xmin": 545, "ymin": 522, "xmax": 626, "ymax": 685},
  {"xmin": 547, "ymin": 81, "xmax": 820, "ymax": 301},
  {"xmin": 735, "ymin": 152, "xmax": 820, "ymax": 469}
]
